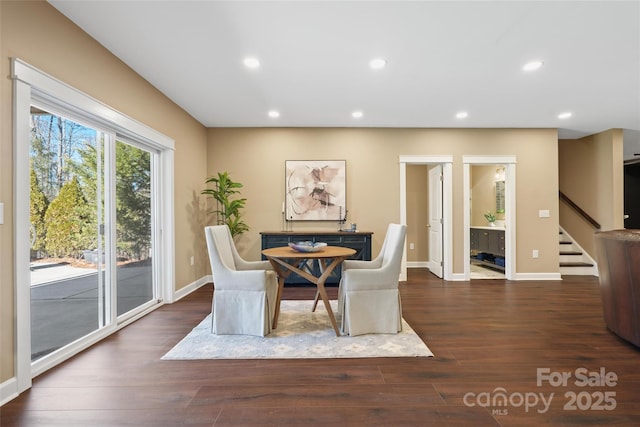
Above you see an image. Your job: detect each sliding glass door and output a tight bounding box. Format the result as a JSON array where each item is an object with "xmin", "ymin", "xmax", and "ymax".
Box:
[{"xmin": 29, "ymin": 108, "xmax": 158, "ymax": 362}]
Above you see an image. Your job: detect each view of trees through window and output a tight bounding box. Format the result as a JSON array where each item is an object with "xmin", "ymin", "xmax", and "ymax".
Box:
[
  {"xmin": 30, "ymin": 112, "xmax": 98, "ymax": 260},
  {"xmin": 29, "ymin": 111, "xmax": 152, "ymax": 266}
]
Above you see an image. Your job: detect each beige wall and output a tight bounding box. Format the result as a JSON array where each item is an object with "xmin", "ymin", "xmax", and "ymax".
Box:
[
  {"xmin": 406, "ymin": 165, "xmax": 429, "ymax": 262},
  {"xmin": 1, "ymin": 1, "xmax": 208, "ymax": 383},
  {"xmin": 207, "ymin": 127, "xmax": 560, "ymax": 276},
  {"xmin": 559, "ymin": 129, "xmax": 624, "ymax": 257}
]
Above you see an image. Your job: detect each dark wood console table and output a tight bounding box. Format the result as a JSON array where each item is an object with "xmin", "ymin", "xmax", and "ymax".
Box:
[{"xmin": 260, "ymin": 231, "xmax": 372, "ymax": 285}]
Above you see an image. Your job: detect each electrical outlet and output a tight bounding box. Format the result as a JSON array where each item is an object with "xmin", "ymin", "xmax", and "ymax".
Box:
[
  {"xmin": 409, "ymin": 243, "xmax": 415, "ymax": 250},
  {"xmin": 532, "ymin": 249, "xmax": 539, "ymax": 259},
  {"xmin": 190, "ymin": 256, "xmax": 195, "ymax": 266}
]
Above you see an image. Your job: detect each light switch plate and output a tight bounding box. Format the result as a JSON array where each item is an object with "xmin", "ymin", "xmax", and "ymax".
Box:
[
  {"xmin": 539, "ymin": 209, "xmax": 550, "ymax": 218},
  {"xmin": 0, "ymin": 202, "xmax": 4, "ymax": 224}
]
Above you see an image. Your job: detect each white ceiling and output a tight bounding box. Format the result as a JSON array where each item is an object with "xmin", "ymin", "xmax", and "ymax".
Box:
[{"xmin": 50, "ymin": 1, "xmax": 640, "ymax": 148}]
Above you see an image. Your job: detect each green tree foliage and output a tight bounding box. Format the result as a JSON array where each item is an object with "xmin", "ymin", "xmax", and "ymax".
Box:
[
  {"xmin": 72, "ymin": 140, "xmax": 100, "ymax": 252},
  {"xmin": 115, "ymin": 141, "xmax": 151, "ymax": 260},
  {"xmin": 30, "ymin": 110, "xmax": 153, "ymax": 261},
  {"xmin": 31, "ymin": 114, "xmax": 94, "ymax": 201},
  {"xmin": 30, "ymin": 168, "xmax": 49, "ymax": 254},
  {"xmin": 30, "ymin": 131, "xmax": 56, "ymax": 201},
  {"xmin": 44, "ymin": 177, "xmax": 93, "ymax": 258},
  {"xmin": 72, "ymin": 139, "xmax": 152, "ymax": 261},
  {"xmin": 202, "ymin": 171, "xmax": 249, "ymax": 237}
]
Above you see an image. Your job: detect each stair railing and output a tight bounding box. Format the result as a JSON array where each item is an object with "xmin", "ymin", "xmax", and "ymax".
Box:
[{"xmin": 559, "ymin": 191, "xmax": 601, "ymax": 229}]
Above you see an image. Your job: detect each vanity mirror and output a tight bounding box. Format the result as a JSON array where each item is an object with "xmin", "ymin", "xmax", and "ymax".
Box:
[{"xmin": 496, "ymin": 180, "xmax": 505, "ymax": 214}]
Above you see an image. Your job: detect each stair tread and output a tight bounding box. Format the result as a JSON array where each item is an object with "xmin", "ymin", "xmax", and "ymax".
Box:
[
  {"xmin": 558, "ymin": 228, "xmax": 596, "ymax": 273},
  {"xmin": 560, "ymin": 262, "xmax": 594, "ymax": 267}
]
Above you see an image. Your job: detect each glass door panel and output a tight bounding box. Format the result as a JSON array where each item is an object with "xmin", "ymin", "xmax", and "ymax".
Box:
[
  {"xmin": 115, "ymin": 140, "xmax": 155, "ymax": 317},
  {"xmin": 29, "ymin": 107, "xmax": 105, "ymax": 361}
]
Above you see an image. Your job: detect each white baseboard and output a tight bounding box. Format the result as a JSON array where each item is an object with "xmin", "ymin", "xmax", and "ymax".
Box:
[
  {"xmin": 407, "ymin": 261, "xmax": 429, "ymax": 268},
  {"xmin": 1, "ymin": 377, "xmax": 18, "ymax": 407},
  {"xmin": 515, "ymin": 272, "xmax": 563, "ymax": 281},
  {"xmin": 172, "ymin": 275, "xmax": 212, "ymax": 302},
  {"xmin": 450, "ymin": 273, "xmax": 468, "ymax": 281}
]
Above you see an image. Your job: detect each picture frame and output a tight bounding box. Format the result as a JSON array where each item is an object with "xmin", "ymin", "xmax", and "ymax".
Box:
[{"xmin": 285, "ymin": 160, "xmax": 346, "ymax": 221}]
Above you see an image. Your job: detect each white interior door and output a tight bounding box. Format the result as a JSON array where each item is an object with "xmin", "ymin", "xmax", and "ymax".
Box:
[{"xmin": 428, "ymin": 164, "xmax": 443, "ymax": 278}]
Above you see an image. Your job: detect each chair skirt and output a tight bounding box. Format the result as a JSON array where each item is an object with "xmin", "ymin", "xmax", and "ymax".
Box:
[
  {"xmin": 340, "ymin": 289, "xmax": 402, "ymax": 336},
  {"xmin": 212, "ymin": 285, "xmax": 277, "ymax": 337}
]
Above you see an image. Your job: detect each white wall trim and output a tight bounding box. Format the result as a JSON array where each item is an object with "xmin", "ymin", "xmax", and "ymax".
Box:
[
  {"xmin": 399, "ymin": 161, "xmax": 407, "ymax": 280},
  {"xmin": 450, "ymin": 273, "xmax": 468, "ymax": 281},
  {"xmin": 173, "ymin": 275, "xmax": 212, "ymax": 302},
  {"xmin": 12, "ymin": 74, "xmax": 32, "ymax": 395},
  {"xmin": 161, "ymin": 150, "xmax": 176, "ymax": 303},
  {"xmin": 0, "ymin": 378, "xmax": 19, "ymax": 407},
  {"xmin": 399, "ymin": 155, "xmax": 455, "ymax": 164},
  {"xmin": 12, "ymin": 58, "xmax": 174, "ymax": 151},
  {"xmin": 463, "ymin": 155, "xmax": 517, "ymax": 165},
  {"xmin": 515, "ymin": 273, "xmax": 563, "ymax": 281}
]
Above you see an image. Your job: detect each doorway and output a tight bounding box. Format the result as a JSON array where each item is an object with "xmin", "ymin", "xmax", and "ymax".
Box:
[
  {"xmin": 399, "ymin": 156, "xmax": 453, "ymax": 281},
  {"xmin": 624, "ymin": 161, "xmax": 640, "ymax": 229},
  {"xmin": 463, "ymin": 156, "xmax": 516, "ymax": 280},
  {"xmin": 468, "ymin": 164, "xmax": 506, "ymax": 279}
]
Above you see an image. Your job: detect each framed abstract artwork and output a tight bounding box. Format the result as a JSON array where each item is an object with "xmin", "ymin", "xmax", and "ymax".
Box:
[{"xmin": 285, "ymin": 160, "xmax": 346, "ymax": 221}]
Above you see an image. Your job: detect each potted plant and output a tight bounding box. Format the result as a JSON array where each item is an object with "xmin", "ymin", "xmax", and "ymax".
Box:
[
  {"xmin": 484, "ymin": 211, "xmax": 497, "ymax": 227},
  {"xmin": 202, "ymin": 171, "xmax": 249, "ymax": 237}
]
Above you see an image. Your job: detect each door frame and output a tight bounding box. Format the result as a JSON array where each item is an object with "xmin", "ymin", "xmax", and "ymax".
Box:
[
  {"xmin": 462, "ymin": 155, "xmax": 517, "ymax": 280},
  {"xmin": 11, "ymin": 58, "xmax": 175, "ymax": 393},
  {"xmin": 399, "ymin": 155, "xmax": 453, "ymax": 281}
]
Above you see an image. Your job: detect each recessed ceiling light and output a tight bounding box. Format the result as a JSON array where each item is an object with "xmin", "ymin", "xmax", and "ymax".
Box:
[
  {"xmin": 268, "ymin": 110, "xmax": 280, "ymax": 118},
  {"xmin": 523, "ymin": 60, "xmax": 543, "ymax": 72},
  {"xmin": 243, "ymin": 57, "xmax": 260, "ymax": 69},
  {"xmin": 456, "ymin": 111, "xmax": 468, "ymax": 119},
  {"xmin": 369, "ymin": 58, "xmax": 387, "ymax": 70},
  {"xmin": 558, "ymin": 112, "xmax": 573, "ymax": 119},
  {"xmin": 352, "ymin": 110, "xmax": 363, "ymax": 119}
]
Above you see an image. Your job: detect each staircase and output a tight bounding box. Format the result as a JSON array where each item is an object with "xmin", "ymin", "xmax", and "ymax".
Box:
[{"xmin": 559, "ymin": 227, "xmax": 598, "ymax": 276}]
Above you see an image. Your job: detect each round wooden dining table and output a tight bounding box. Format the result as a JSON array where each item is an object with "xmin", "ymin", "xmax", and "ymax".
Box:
[{"xmin": 261, "ymin": 245, "xmax": 356, "ymax": 336}]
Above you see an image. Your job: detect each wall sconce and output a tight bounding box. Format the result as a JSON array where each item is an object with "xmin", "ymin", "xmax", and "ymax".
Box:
[{"xmin": 494, "ymin": 166, "xmax": 506, "ymax": 181}]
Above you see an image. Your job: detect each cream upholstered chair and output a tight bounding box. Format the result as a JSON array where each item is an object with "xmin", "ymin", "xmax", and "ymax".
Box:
[
  {"xmin": 205, "ymin": 225, "xmax": 278, "ymax": 336},
  {"xmin": 338, "ymin": 223, "xmax": 407, "ymax": 336}
]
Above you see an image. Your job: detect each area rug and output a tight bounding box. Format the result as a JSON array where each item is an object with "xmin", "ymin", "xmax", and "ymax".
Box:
[{"xmin": 162, "ymin": 300, "xmax": 433, "ymax": 359}]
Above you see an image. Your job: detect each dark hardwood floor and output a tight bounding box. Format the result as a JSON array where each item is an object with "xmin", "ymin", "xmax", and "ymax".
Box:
[{"xmin": 1, "ymin": 270, "xmax": 639, "ymax": 426}]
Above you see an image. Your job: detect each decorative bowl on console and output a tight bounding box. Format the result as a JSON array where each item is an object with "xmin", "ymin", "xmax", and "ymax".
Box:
[{"xmin": 288, "ymin": 241, "xmax": 327, "ymax": 253}]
